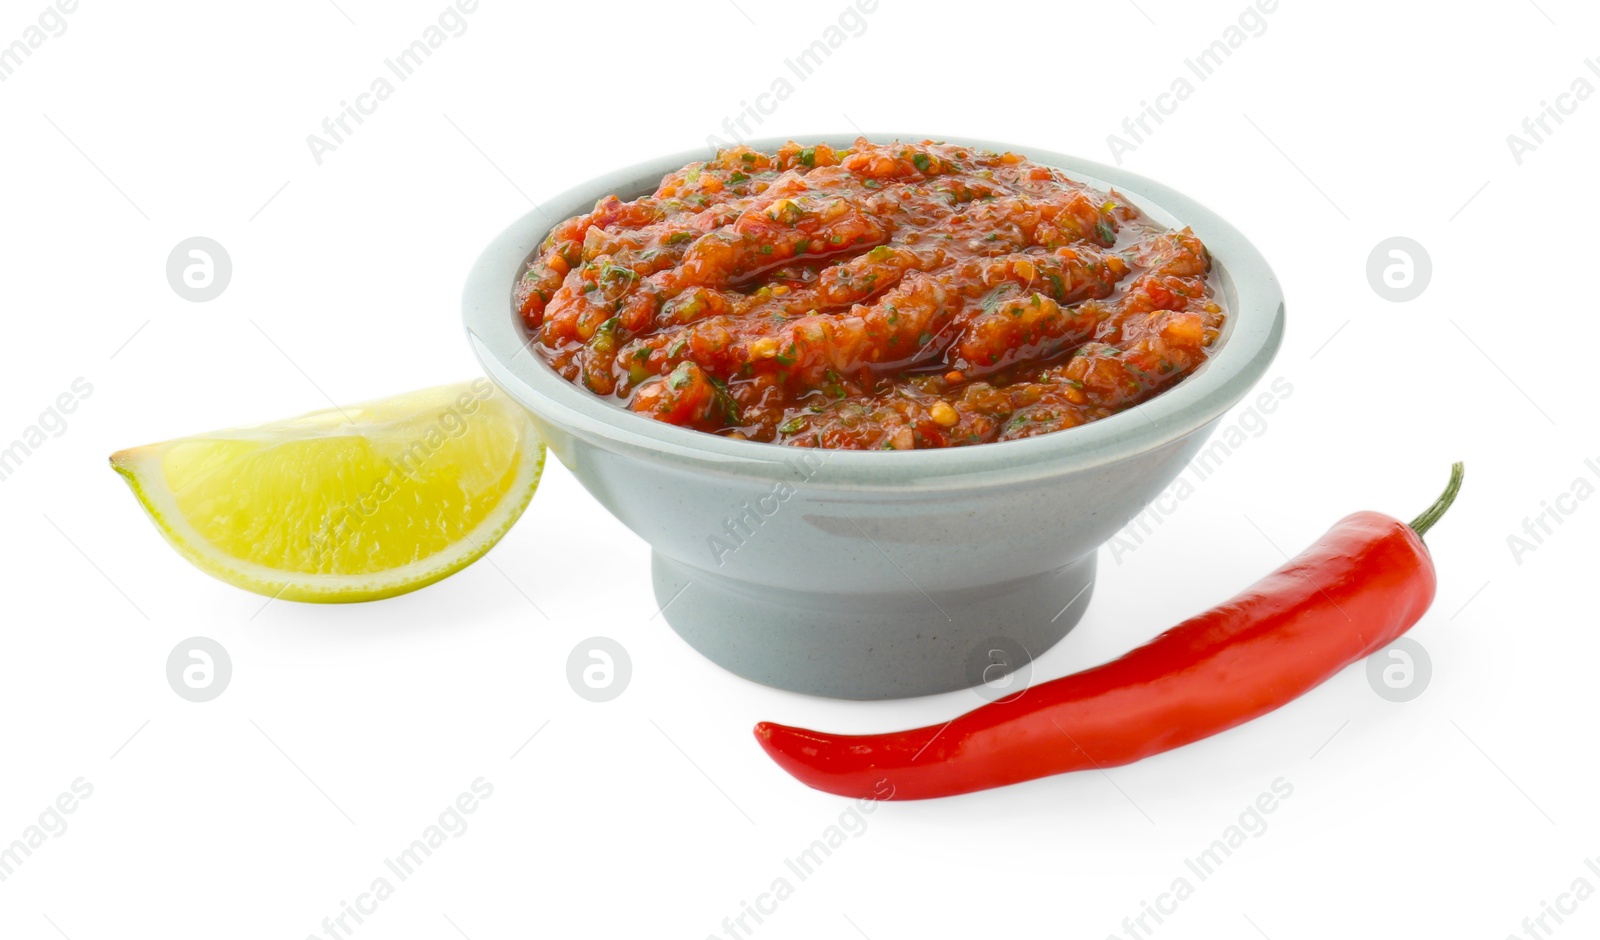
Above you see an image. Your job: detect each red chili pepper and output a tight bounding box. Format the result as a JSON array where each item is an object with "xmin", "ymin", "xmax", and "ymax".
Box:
[{"xmin": 755, "ymin": 463, "xmax": 1464, "ymax": 800}]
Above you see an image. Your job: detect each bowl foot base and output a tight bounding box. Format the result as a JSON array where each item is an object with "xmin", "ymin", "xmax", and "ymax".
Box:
[{"xmin": 651, "ymin": 552, "xmax": 1096, "ymax": 700}]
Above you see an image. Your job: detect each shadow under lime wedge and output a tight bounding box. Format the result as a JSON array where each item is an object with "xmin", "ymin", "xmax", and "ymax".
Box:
[{"xmin": 111, "ymin": 378, "xmax": 545, "ymax": 603}]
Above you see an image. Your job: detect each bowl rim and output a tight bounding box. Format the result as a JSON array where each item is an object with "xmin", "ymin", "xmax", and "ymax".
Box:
[{"xmin": 463, "ymin": 132, "xmax": 1284, "ymax": 490}]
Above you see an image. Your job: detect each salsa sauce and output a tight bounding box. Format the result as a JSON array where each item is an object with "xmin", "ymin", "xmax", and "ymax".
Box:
[{"xmin": 516, "ymin": 138, "xmax": 1225, "ymax": 450}]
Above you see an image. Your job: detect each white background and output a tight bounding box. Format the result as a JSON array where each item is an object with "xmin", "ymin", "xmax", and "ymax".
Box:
[{"xmin": 1, "ymin": 0, "xmax": 1596, "ymax": 937}]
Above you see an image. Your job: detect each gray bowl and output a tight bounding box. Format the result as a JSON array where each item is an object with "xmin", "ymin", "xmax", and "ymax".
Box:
[{"xmin": 462, "ymin": 134, "xmax": 1284, "ymax": 700}]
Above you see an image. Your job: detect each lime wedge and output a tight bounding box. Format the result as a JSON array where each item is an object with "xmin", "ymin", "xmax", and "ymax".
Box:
[{"xmin": 111, "ymin": 379, "xmax": 544, "ymax": 602}]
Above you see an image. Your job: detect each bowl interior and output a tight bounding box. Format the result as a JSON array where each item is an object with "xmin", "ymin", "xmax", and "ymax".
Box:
[{"xmin": 464, "ymin": 133, "xmax": 1283, "ymax": 490}]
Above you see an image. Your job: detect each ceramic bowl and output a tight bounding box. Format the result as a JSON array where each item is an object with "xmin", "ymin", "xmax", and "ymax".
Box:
[{"xmin": 463, "ymin": 134, "xmax": 1284, "ymax": 700}]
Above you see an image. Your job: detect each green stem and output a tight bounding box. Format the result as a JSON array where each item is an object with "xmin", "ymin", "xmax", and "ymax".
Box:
[{"xmin": 1409, "ymin": 462, "xmax": 1465, "ymax": 540}]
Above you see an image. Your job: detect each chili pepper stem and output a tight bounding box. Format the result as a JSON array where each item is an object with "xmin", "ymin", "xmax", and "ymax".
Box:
[{"xmin": 1409, "ymin": 462, "xmax": 1465, "ymax": 540}]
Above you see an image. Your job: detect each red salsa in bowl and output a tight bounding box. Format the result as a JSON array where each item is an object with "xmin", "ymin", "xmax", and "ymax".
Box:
[{"xmin": 516, "ymin": 138, "xmax": 1225, "ymax": 451}]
